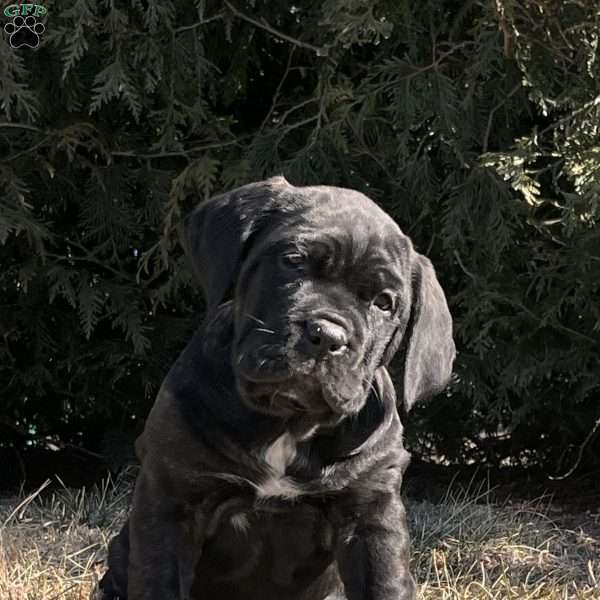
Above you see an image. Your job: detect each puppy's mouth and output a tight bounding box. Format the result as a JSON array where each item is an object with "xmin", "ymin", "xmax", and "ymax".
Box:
[
  {"xmin": 237, "ymin": 376, "xmax": 325, "ymax": 416},
  {"xmin": 235, "ymin": 342, "xmax": 368, "ymax": 417},
  {"xmin": 237, "ymin": 373, "xmax": 366, "ymax": 418}
]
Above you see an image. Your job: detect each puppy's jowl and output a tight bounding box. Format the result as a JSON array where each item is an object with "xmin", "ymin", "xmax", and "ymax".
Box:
[{"xmin": 100, "ymin": 176, "xmax": 456, "ymax": 600}]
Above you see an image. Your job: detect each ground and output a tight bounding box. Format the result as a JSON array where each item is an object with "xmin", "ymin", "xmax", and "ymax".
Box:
[{"xmin": 1, "ymin": 465, "xmax": 599, "ymax": 600}]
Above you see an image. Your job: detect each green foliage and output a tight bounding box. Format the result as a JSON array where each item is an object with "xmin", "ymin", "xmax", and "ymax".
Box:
[{"xmin": 0, "ymin": 0, "xmax": 598, "ymax": 472}]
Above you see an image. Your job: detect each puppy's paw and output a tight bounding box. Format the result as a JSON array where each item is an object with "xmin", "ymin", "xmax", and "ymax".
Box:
[
  {"xmin": 96, "ymin": 570, "xmax": 127, "ymax": 600},
  {"xmin": 88, "ymin": 583, "xmax": 112, "ymax": 600}
]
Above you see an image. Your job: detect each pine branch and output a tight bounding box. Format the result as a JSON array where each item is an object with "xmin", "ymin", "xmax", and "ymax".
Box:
[
  {"xmin": 111, "ymin": 138, "xmax": 242, "ymax": 160},
  {"xmin": 50, "ymin": 238, "xmax": 133, "ymax": 283},
  {"xmin": 482, "ymin": 82, "xmax": 522, "ymax": 152},
  {"xmin": 77, "ymin": 273, "xmax": 104, "ymax": 339},
  {"xmin": 453, "ymin": 250, "xmax": 478, "ymax": 281},
  {"xmin": 486, "ymin": 292, "xmax": 599, "ymax": 344},
  {"xmin": 277, "ymin": 98, "xmax": 320, "ymax": 126},
  {"xmin": 0, "ymin": 123, "xmax": 45, "ymax": 133},
  {"xmin": 256, "ymin": 46, "xmax": 296, "ymax": 137},
  {"xmin": 174, "ymin": 12, "xmax": 225, "ymax": 33},
  {"xmin": 368, "ymin": 41, "xmax": 474, "ymax": 95},
  {"xmin": 224, "ymin": 1, "xmax": 328, "ymax": 56},
  {"xmin": 0, "ymin": 123, "xmax": 50, "ymax": 162},
  {"xmin": 89, "ymin": 52, "xmax": 142, "ymax": 121},
  {"xmin": 549, "ymin": 417, "xmax": 600, "ymax": 480},
  {"xmin": 1, "ymin": 136, "xmax": 51, "ymax": 162}
]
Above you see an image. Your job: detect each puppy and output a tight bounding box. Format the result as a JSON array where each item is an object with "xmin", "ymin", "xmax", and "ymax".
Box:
[{"xmin": 99, "ymin": 176, "xmax": 455, "ymax": 600}]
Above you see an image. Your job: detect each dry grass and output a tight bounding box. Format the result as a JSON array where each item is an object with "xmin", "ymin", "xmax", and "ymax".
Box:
[
  {"xmin": 0, "ymin": 471, "xmax": 133, "ymax": 600},
  {"xmin": 409, "ymin": 482, "xmax": 600, "ymax": 599},
  {"xmin": 1, "ymin": 473, "xmax": 598, "ymax": 599}
]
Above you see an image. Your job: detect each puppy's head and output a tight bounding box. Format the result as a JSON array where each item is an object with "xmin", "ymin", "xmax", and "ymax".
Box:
[{"xmin": 184, "ymin": 176, "xmax": 455, "ymax": 417}]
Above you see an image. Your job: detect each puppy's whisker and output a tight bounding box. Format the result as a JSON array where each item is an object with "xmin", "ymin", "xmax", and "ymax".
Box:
[
  {"xmin": 254, "ymin": 343, "xmax": 276, "ymax": 357},
  {"xmin": 196, "ymin": 471, "xmax": 263, "ymax": 494},
  {"xmin": 245, "ymin": 313, "xmax": 266, "ymax": 326},
  {"xmin": 254, "ymin": 327, "xmax": 275, "ymax": 335},
  {"xmin": 271, "ymin": 387, "xmax": 308, "ymax": 413},
  {"xmin": 237, "ymin": 352, "xmax": 245, "ymax": 366},
  {"xmin": 269, "ymin": 389, "xmax": 278, "ymax": 409},
  {"xmin": 364, "ymin": 378, "xmax": 381, "ymax": 404},
  {"xmin": 271, "ymin": 387, "xmax": 287, "ymax": 410}
]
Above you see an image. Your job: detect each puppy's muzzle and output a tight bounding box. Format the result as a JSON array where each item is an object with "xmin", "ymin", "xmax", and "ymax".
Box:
[{"xmin": 301, "ymin": 318, "xmax": 349, "ymax": 358}]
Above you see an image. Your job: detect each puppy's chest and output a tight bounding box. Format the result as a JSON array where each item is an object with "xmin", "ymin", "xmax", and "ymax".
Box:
[{"xmin": 253, "ymin": 432, "xmax": 310, "ymax": 500}]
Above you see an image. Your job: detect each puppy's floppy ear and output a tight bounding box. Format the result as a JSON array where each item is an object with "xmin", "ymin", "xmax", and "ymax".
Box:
[
  {"xmin": 183, "ymin": 180, "xmax": 281, "ymax": 315},
  {"xmin": 392, "ymin": 253, "xmax": 456, "ymax": 412},
  {"xmin": 184, "ymin": 191, "xmax": 247, "ymax": 314}
]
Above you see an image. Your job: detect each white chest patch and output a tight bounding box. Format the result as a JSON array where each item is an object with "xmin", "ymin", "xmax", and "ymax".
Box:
[
  {"xmin": 229, "ymin": 512, "xmax": 250, "ymax": 534},
  {"xmin": 263, "ymin": 432, "xmax": 296, "ymax": 473},
  {"xmin": 256, "ymin": 432, "xmax": 302, "ymax": 500}
]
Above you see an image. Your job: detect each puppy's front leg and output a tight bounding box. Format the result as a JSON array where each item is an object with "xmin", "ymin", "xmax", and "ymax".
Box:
[
  {"xmin": 336, "ymin": 492, "xmax": 416, "ymax": 600},
  {"xmin": 127, "ymin": 471, "xmax": 199, "ymax": 600}
]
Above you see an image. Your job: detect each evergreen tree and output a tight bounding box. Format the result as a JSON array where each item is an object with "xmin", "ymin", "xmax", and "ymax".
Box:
[{"xmin": 1, "ymin": 0, "xmax": 598, "ymax": 473}]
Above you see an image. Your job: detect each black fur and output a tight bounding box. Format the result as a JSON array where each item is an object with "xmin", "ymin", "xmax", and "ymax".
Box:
[{"xmin": 99, "ymin": 176, "xmax": 455, "ymax": 600}]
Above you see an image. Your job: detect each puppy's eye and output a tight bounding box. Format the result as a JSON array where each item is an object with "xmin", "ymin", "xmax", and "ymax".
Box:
[
  {"xmin": 373, "ymin": 291, "xmax": 395, "ymax": 312},
  {"xmin": 279, "ymin": 252, "xmax": 304, "ymax": 268}
]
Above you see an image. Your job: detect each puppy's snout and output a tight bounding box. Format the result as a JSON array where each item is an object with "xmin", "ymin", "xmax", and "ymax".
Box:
[{"xmin": 303, "ymin": 318, "xmax": 348, "ymax": 357}]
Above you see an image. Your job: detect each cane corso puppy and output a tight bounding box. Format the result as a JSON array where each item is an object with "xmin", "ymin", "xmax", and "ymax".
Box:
[{"xmin": 99, "ymin": 176, "xmax": 455, "ymax": 600}]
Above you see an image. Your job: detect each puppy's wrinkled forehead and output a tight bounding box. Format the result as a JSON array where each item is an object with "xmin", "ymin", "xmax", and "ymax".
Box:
[{"xmin": 263, "ymin": 187, "xmax": 413, "ymax": 278}]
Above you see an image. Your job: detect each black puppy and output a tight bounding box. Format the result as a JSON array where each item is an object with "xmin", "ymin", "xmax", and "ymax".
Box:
[{"xmin": 99, "ymin": 176, "xmax": 455, "ymax": 600}]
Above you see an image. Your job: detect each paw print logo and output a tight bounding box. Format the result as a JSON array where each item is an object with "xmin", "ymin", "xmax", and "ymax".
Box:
[{"xmin": 4, "ymin": 15, "xmax": 45, "ymax": 49}]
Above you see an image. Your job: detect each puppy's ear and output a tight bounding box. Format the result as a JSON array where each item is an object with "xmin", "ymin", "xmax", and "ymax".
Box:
[
  {"xmin": 392, "ymin": 254, "xmax": 456, "ymax": 412},
  {"xmin": 183, "ymin": 179, "xmax": 284, "ymax": 314},
  {"xmin": 184, "ymin": 191, "xmax": 247, "ymax": 313}
]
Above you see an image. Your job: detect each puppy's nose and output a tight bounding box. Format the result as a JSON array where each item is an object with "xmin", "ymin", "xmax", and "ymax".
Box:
[{"xmin": 304, "ymin": 319, "xmax": 348, "ymax": 357}]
